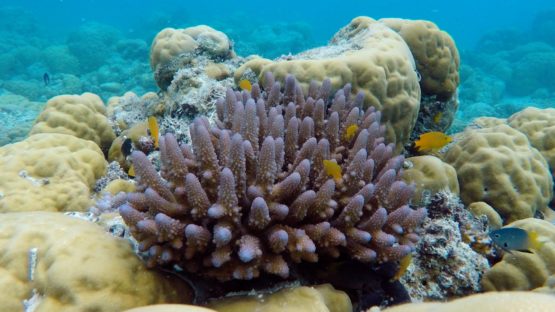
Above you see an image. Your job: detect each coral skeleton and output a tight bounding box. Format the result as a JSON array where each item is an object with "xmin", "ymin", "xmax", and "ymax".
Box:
[{"xmin": 117, "ymin": 73, "xmax": 426, "ymax": 281}]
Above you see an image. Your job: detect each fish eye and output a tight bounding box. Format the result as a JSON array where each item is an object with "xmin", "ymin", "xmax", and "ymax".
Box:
[
  {"xmin": 494, "ymin": 234, "xmax": 500, "ymax": 238},
  {"xmin": 503, "ymin": 243, "xmax": 508, "ymax": 247}
]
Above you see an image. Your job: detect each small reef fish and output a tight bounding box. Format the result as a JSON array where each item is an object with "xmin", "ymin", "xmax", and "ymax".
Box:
[
  {"xmin": 343, "ymin": 124, "xmax": 359, "ymax": 141},
  {"xmin": 121, "ymin": 138, "xmax": 133, "ymax": 157},
  {"xmin": 43, "ymin": 72, "xmax": 50, "ymax": 86},
  {"xmin": 433, "ymin": 112, "xmax": 443, "ymax": 124},
  {"xmin": 414, "ymin": 131, "xmax": 452, "ymax": 153},
  {"xmin": 239, "ymin": 79, "xmax": 252, "ymax": 92},
  {"xmin": 147, "ymin": 116, "xmax": 159, "ymax": 149},
  {"xmin": 489, "ymin": 227, "xmax": 543, "ymax": 254},
  {"xmin": 323, "ymin": 159, "xmax": 342, "ymax": 182},
  {"xmin": 128, "ymin": 164, "xmax": 135, "ymax": 178},
  {"xmin": 391, "ymin": 253, "xmax": 412, "ymax": 281}
]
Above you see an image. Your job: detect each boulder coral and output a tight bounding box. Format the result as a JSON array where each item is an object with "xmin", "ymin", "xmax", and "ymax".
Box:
[
  {"xmin": 116, "ymin": 74, "xmax": 426, "ymax": 282},
  {"xmin": 30, "ymin": 92, "xmax": 116, "ymax": 154},
  {"xmin": 0, "ymin": 133, "xmax": 106, "ymax": 213},
  {"xmin": 235, "ymin": 17, "xmax": 421, "ymax": 152},
  {"xmin": 375, "ymin": 291, "xmax": 555, "ymax": 312},
  {"xmin": 402, "ymin": 156, "xmax": 459, "ymax": 206},
  {"xmin": 442, "ymin": 124, "xmax": 553, "ymax": 224},
  {"xmin": 150, "ymin": 25, "xmax": 234, "ymax": 90},
  {"xmin": 507, "ymin": 107, "xmax": 555, "ymax": 172},
  {"xmin": 0, "ymin": 212, "xmax": 192, "ymax": 312},
  {"xmin": 380, "ymin": 18, "xmax": 460, "ymax": 102}
]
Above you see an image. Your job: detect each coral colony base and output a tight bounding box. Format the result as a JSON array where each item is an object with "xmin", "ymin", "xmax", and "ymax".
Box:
[{"xmin": 1, "ymin": 15, "xmax": 555, "ymax": 312}]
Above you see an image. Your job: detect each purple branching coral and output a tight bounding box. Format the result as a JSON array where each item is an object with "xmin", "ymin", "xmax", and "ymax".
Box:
[{"xmin": 116, "ymin": 73, "xmax": 427, "ymax": 282}]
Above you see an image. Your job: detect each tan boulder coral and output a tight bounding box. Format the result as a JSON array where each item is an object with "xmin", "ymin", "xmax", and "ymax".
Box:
[
  {"xmin": 470, "ymin": 116, "xmax": 506, "ymax": 129},
  {"xmin": 379, "ymin": 18, "xmax": 460, "ymax": 101},
  {"xmin": 30, "ymin": 92, "xmax": 116, "ymax": 153},
  {"xmin": 0, "ymin": 212, "xmax": 192, "ymax": 312},
  {"xmin": 402, "ymin": 156, "xmax": 459, "ymax": 206},
  {"xmin": 379, "ymin": 18, "xmax": 460, "ymax": 137},
  {"xmin": 0, "ymin": 133, "xmax": 106, "ymax": 213},
  {"xmin": 125, "ymin": 305, "xmax": 216, "ymax": 312},
  {"xmin": 150, "ymin": 25, "xmax": 234, "ymax": 90},
  {"xmin": 467, "ymin": 202, "xmax": 503, "ymax": 230},
  {"xmin": 150, "ymin": 28, "xmax": 199, "ymax": 71},
  {"xmin": 374, "ymin": 291, "xmax": 555, "ymax": 312},
  {"xmin": 507, "ymin": 107, "xmax": 555, "ymax": 171},
  {"xmin": 208, "ymin": 284, "xmax": 351, "ymax": 312},
  {"xmin": 442, "ymin": 124, "xmax": 553, "ymax": 224},
  {"xmin": 150, "ymin": 25, "xmax": 231, "ymax": 71},
  {"xmin": 481, "ymin": 218, "xmax": 555, "ymax": 291},
  {"xmin": 236, "ymin": 16, "xmax": 421, "ymax": 151},
  {"xmin": 123, "ymin": 284, "xmax": 350, "ymax": 312}
]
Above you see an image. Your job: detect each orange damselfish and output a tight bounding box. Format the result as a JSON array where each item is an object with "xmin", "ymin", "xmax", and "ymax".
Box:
[
  {"xmin": 343, "ymin": 124, "xmax": 359, "ymax": 141},
  {"xmin": 147, "ymin": 116, "xmax": 159, "ymax": 149},
  {"xmin": 414, "ymin": 131, "xmax": 452, "ymax": 153},
  {"xmin": 239, "ymin": 79, "xmax": 252, "ymax": 92},
  {"xmin": 323, "ymin": 159, "xmax": 342, "ymax": 182}
]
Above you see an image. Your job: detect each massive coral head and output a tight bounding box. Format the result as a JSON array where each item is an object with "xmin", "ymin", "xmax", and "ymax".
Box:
[{"xmin": 117, "ymin": 73, "xmax": 426, "ymax": 281}]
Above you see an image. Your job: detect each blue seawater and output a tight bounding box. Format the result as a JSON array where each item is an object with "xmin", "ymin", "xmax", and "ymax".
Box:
[{"xmin": 0, "ymin": 0, "xmax": 554, "ymax": 145}]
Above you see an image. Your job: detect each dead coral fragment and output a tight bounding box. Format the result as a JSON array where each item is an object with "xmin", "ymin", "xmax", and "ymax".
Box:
[{"xmin": 118, "ymin": 73, "xmax": 426, "ymax": 281}]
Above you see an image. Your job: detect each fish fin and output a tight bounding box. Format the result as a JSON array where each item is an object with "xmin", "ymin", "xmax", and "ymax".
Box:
[
  {"xmin": 501, "ymin": 247, "xmax": 513, "ymax": 255},
  {"xmin": 128, "ymin": 164, "xmax": 135, "ymax": 177},
  {"xmin": 516, "ymin": 249, "xmax": 533, "ymax": 254}
]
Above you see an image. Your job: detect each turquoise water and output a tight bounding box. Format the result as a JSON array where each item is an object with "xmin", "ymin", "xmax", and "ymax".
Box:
[{"xmin": 1, "ymin": 0, "xmax": 555, "ymax": 145}]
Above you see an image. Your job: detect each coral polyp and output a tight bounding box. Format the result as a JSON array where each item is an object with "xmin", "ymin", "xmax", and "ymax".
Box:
[{"xmin": 117, "ymin": 73, "xmax": 426, "ymax": 281}]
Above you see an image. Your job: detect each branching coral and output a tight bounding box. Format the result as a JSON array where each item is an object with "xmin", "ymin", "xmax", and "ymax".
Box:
[{"xmin": 116, "ymin": 74, "xmax": 426, "ymax": 281}]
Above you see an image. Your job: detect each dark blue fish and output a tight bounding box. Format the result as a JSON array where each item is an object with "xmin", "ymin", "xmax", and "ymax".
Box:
[
  {"xmin": 43, "ymin": 73, "xmax": 50, "ymax": 86},
  {"xmin": 121, "ymin": 138, "xmax": 133, "ymax": 157}
]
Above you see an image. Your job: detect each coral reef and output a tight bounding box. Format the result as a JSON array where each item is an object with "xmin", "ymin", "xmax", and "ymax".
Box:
[
  {"xmin": 442, "ymin": 124, "xmax": 553, "ymax": 224},
  {"xmin": 0, "ymin": 94, "xmax": 45, "ymax": 146},
  {"xmin": 117, "ymin": 74, "xmax": 426, "ymax": 282},
  {"xmin": 0, "ymin": 212, "xmax": 192, "ymax": 312},
  {"xmin": 235, "ymin": 17, "xmax": 421, "ymax": 152},
  {"xmin": 67, "ymin": 22, "xmax": 122, "ymax": 71},
  {"xmin": 481, "ymin": 218, "xmax": 555, "ymax": 292}
]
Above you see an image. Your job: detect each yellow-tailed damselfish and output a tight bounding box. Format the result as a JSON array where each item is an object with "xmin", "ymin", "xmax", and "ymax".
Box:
[{"xmin": 489, "ymin": 227, "xmax": 543, "ymax": 254}]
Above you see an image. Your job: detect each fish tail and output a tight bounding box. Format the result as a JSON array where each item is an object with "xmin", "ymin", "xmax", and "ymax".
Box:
[{"xmin": 528, "ymin": 231, "xmax": 544, "ymax": 251}]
